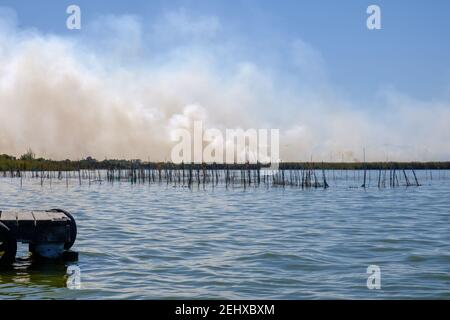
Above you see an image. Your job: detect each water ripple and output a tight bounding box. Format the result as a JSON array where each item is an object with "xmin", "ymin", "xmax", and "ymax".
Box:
[{"xmin": 0, "ymin": 171, "xmax": 449, "ymax": 299}]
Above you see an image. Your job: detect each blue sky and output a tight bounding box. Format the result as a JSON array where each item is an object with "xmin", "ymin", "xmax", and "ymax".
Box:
[
  {"xmin": 1, "ymin": 0, "xmax": 449, "ymax": 101},
  {"xmin": 0, "ymin": 0, "xmax": 449, "ymax": 161}
]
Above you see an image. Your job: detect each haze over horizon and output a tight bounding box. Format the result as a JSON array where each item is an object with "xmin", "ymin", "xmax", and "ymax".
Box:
[{"xmin": 0, "ymin": 0, "xmax": 449, "ymax": 162}]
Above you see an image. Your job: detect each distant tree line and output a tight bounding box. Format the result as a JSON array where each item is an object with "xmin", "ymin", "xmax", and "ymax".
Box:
[{"xmin": 1, "ymin": 152, "xmax": 450, "ymax": 171}]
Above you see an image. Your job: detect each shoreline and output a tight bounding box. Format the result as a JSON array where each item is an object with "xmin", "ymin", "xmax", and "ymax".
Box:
[{"xmin": 1, "ymin": 153, "xmax": 450, "ymax": 171}]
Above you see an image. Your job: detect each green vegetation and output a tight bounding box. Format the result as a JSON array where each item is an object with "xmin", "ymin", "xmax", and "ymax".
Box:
[{"xmin": 1, "ymin": 151, "xmax": 450, "ymax": 171}]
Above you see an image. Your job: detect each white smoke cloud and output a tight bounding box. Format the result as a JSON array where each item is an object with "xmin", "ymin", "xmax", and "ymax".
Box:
[{"xmin": 0, "ymin": 8, "xmax": 449, "ymax": 161}]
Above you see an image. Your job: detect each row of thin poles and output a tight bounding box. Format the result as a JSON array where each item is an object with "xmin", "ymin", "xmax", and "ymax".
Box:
[
  {"xmin": 362, "ymin": 168, "xmax": 421, "ymax": 188},
  {"xmin": 0, "ymin": 167, "xmax": 435, "ymax": 189}
]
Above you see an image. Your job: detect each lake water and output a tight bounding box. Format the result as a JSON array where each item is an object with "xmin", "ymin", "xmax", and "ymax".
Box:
[{"xmin": 0, "ymin": 170, "xmax": 449, "ymax": 299}]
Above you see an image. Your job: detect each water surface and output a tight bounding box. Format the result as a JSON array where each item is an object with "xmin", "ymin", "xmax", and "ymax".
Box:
[{"xmin": 0, "ymin": 170, "xmax": 449, "ymax": 299}]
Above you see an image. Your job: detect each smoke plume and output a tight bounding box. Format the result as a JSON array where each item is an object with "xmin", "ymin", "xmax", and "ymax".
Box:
[{"xmin": 0, "ymin": 8, "xmax": 449, "ymax": 161}]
